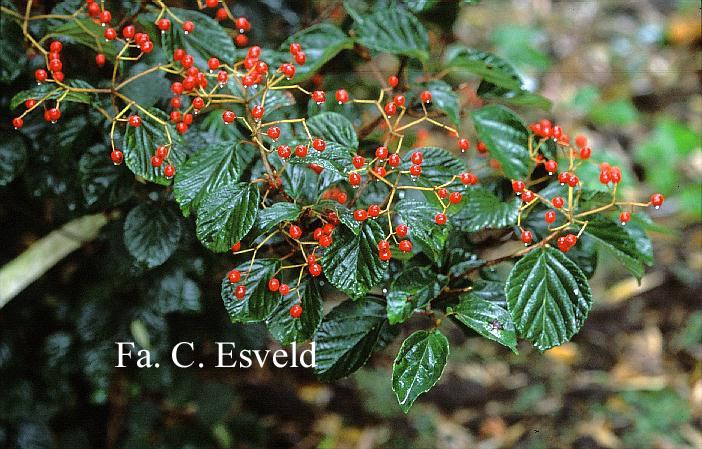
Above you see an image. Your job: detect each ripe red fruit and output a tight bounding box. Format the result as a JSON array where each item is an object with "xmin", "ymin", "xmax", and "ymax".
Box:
[
  {"xmin": 24, "ymin": 99, "xmax": 36, "ymax": 109},
  {"xmin": 552, "ymin": 196, "xmax": 565, "ymax": 208},
  {"xmin": 544, "ymin": 160, "xmax": 558, "ymax": 174},
  {"xmin": 88, "ymin": 2, "xmax": 100, "ymax": 17},
  {"xmin": 308, "ymin": 263, "xmax": 322, "ymax": 277},
  {"xmin": 294, "ymin": 51, "xmax": 306, "ymax": 65},
  {"xmin": 522, "ymin": 190, "xmax": 535, "ymax": 203},
  {"xmin": 449, "ymin": 191, "xmax": 462, "ymax": 204},
  {"xmin": 312, "ymin": 138, "xmax": 326, "ymax": 152},
  {"xmin": 410, "ymin": 151, "xmax": 423, "ymax": 165},
  {"xmin": 290, "ymin": 304, "xmax": 303, "ymax": 318},
  {"xmin": 156, "ymin": 146, "xmax": 168, "ymax": 159},
  {"xmin": 277, "ymin": 145, "xmax": 291, "ymax": 159},
  {"xmin": 378, "ymin": 240, "xmax": 390, "ymax": 251},
  {"xmin": 354, "ymin": 209, "xmax": 368, "ymax": 221},
  {"xmin": 567, "ymin": 174, "xmax": 579, "ymax": 187},
  {"xmin": 349, "ymin": 172, "xmax": 361, "ymax": 186},
  {"xmin": 255, "ymin": 61, "xmax": 268, "ymax": 74},
  {"xmin": 122, "ymin": 25, "xmax": 135, "ymax": 39},
  {"xmin": 192, "ymin": 97, "xmax": 205, "ymax": 110},
  {"xmin": 289, "ymin": 224, "xmax": 302, "ymax": 239},
  {"xmin": 49, "ymin": 58, "xmax": 62, "ymax": 72},
  {"xmin": 280, "ymin": 63, "xmax": 295, "ymax": 79},
  {"xmin": 228, "ymin": 269, "xmax": 241, "ymax": 283},
  {"xmin": 476, "ymin": 141, "xmax": 488, "ymax": 153},
  {"xmin": 234, "ymin": 285, "xmax": 246, "ymax": 299},
  {"xmin": 388, "ymin": 75, "xmax": 399, "ymax": 88},
  {"xmin": 545, "ymin": 210, "xmax": 557, "ymax": 224},
  {"xmin": 50, "ymin": 40, "xmax": 62, "ymax": 53},
  {"xmin": 181, "ymin": 55, "xmax": 194, "ymax": 69},
  {"xmin": 173, "ymin": 48, "xmax": 186, "ymax": 61},
  {"xmin": 268, "ymin": 278, "xmax": 280, "ymax": 292},
  {"xmin": 206, "ymin": 0, "xmax": 219, "ymax": 7},
  {"xmin": 311, "ymin": 90, "xmax": 326, "ymax": 104},
  {"xmin": 335, "ymin": 89, "xmax": 349, "ymax": 104},
  {"xmin": 336, "ymin": 192, "xmax": 348, "ymax": 204},
  {"xmin": 374, "ymin": 166, "xmax": 387, "ymax": 178},
  {"xmin": 388, "ymin": 153, "xmax": 401, "ymax": 167},
  {"xmin": 294, "ymin": 144, "xmax": 308, "ymax": 158},
  {"xmin": 235, "ymin": 16, "xmax": 251, "ymax": 32},
  {"xmin": 251, "ymin": 105, "xmax": 264, "ymax": 120},
  {"xmin": 375, "ymin": 146, "xmax": 389, "ymax": 159},
  {"xmin": 521, "ymin": 230, "xmax": 533, "ymax": 245},
  {"xmin": 231, "ymin": 242, "xmax": 241, "ymax": 252},
  {"xmin": 398, "ymin": 240, "xmax": 412, "ymax": 253},
  {"xmin": 182, "ymin": 21, "xmax": 195, "ymax": 33},
  {"xmin": 279, "ymin": 283, "xmax": 290, "ymax": 295},
  {"xmin": 393, "ymin": 94, "xmax": 405, "ymax": 107},
  {"xmin": 235, "ymin": 33, "xmax": 248, "ymax": 47},
  {"xmin": 171, "ymin": 96, "xmax": 182, "ymax": 109},
  {"xmin": 175, "ymin": 122, "xmax": 188, "ymax": 134},
  {"xmin": 368, "ymin": 204, "xmax": 380, "ymax": 218},
  {"xmin": 111, "ymin": 149, "xmax": 124, "ymax": 165},
  {"xmin": 437, "ymin": 188, "xmax": 448, "ymax": 199},
  {"xmin": 267, "ymin": 127, "xmax": 281, "ymax": 140},
  {"xmin": 458, "ymin": 138, "xmax": 470, "ymax": 151},
  {"xmin": 151, "ymin": 156, "xmax": 163, "ymax": 167},
  {"xmin": 207, "ymin": 57, "xmax": 220, "ymax": 71},
  {"xmin": 420, "ymin": 90, "xmax": 432, "ymax": 103},
  {"xmin": 610, "ymin": 167, "xmax": 622, "ymax": 184},
  {"xmin": 352, "ymin": 155, "xmax": 365, "ymax": 169},
  {"xmin": 580, "ymin": 147, "xmax": 592, "ymax": 159},
  {"xmin": 222, "ymin": 110, "xmax": 236, "ymax": 124},
  {"xmin": 157, "ymin": 18, "xmax": 171, "ymax": 31},
  {"xmin": 409, "ymin": 164, "xmax": 422, "ymax": 177},
  {"xmin": 12, "ymin": 117, "xmax": 23, "ymax": 129},
  {"xmin": 575, "ymin": 134, "xmax": 588, "ymax": 148},
  {"xmin": 128, "ymin": 115, "xmax": 141, "ymax": 127},
  {"xmin": 46, "ymin": 108, "xmax": 61, "ymax": 122},
  {"xmin": 163, "ymin": 164, "xmax": 175, "ymax": 178},
  {"xmin": 435, "ymin": 213, "xmax": 447, "ymax": 225},
  {"xmin": 100, "ymin": 10, "xmax": 112, "ymax": 24},
  {"xmin": 95, "ymin": 53, "xmax": 106, "ymax": 67},
  {"xmin": 248, "ymin": 46, "xmax": 261, "ymax": 58},
  {"xmin": 461, "ymin": 172, "xmax": 478, "ymax": 185},
  {"xmin": 619, "ymin": 211, "xmax": 631, "ymax": 224},
  {"xmin": 182, "ymin": 112, "xmax": 193, "ymax": 125},
  {"xmin": 289, "ymin": 42, "xmax": 302, "ymax": 55},
  {"xmin": 650, "ymin": 193, "xmax": 664, "ymax": 207},
  {"xmin": 379, "ymin": 249, "xmax": 392, "ymax": 261},
  {"xmin": 396, "ymin": 224, "xmax": 408, "ymax": 238},
  {"xmin": 319, "ymin": 234, "xmax": 332, "ymax": 248},
  {"xmin": 384, "ymin": 102, "xmax": 397, "ymax": 117},
  {"xmin": 564, "ymin": 233, "xmax": 578, "ymax": 247}
]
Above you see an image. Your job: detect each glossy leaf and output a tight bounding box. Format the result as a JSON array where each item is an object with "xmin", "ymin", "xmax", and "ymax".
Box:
[
  {"xmin": 10, "ymin": 82, "xmax": 95, "ymax": 110},
  {"xmin": 452, "ymin": 187, "xmax": 519, "ymax": 232},
  {"xmin": 321, "ymin": 220, "xmax": 387, "ymax": 299},
  {"xmin": 286, "ymin": 145, "xmax": 355, "ymax": 179},
  {"xmin": 253, "ymin": 202, "xmax": 302, "ymax": 236},
  {"xmin": 400, "ymin": 146, "xmax": 465, "ymax": 188},
  {"xmin": 443, "ymin": 46, "xmax": 522, "ymax": 91},
  {"xmin": 196, "ymin": 182, "xmax": 260, "ymax": 252},
  {"xmin": 471, "ymin": 105, "xmax": 530, "ymax": 180},
  {"xmin": 386, "ymin": 267, "xmax": 444, "ymax": 324},
  {"xmin": 78, "ymin": 144, "xmax": 133, "ymax": 208},
  {"xmin": 392, "ymin": 329, "xmax": 449, "ymax": 413},
  {"xmin": 0, "ymin": 133, "xmax": 27, "ymax": 187},
  {"xmin": 266, "ymin": 280, "xmax": 324, "ymax": 345},
  {"xmin": 174, "ymin": 142, "xmax": 241, "ymax": 217},
  {"xmin": 505, "ymin": 247, "xmax": 592, "ymax": 350},
  {"xmin": 313, "ymin": 297, "xmax": 388, "ymax": 381},
  {"xmin": 584, "ymin": 218, "xmax": 647, "ymax": 280},
  {"xmin": 306, "ymin": 112, "xmax": 359, "ymax": 150},
  {"xmin": 49, "ymin": 19, "xmax": 119, "ymax": 59},
  {"xmin": 280, "ymin": 23, "xmax": 354, "ymax": 82},
  {"xmin": 353, "ymin": 9, "xmax": 429, "ymax": 61},
  {"xmin": 123, "ymin": 203, "xmax": 182, "ymax": 269},
  {"xmin": 450, "ymin": 294, "xmax": 518, "ymax": 352},
  {"xmin": 221, "ymin": 259, "xmax": 280, "ymax": 323},
  {"xmin": 396, "ymin": 199, "xmax": 449, "ymax": 263},
  {"xmin": 411, "ymin": 80, "xmax": 460, "ymax": 126}
]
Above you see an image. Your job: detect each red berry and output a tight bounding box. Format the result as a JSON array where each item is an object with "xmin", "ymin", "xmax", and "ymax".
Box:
[
  {"xmin": 222, "ymin": 110, "xmax": 236, "ymax": 124},
  {"xmin": 175, "ymin": 122, "xmax": 188, "ymax": 135},
  {"xmin": 610, "ymin": 167, "xmax": 622, "ymax": 184},
  {"xmin": 171, "ymin": 96, "xmax": 182, "ymax": 109},
  {"xmin": 156, "ymin": 145, "xmax": 168, "ymax": 158},
  {"xmin": 312, "ymin": 138, "xmax": 326, "ymax": 152},
  {"xmin": 100, "ymin": 10, "xmax": 112, "ymax": 24},
  {"xmin": 280, "ymin": 63, "xmax": 295, "ymax": 79},
  {"xmin": 294, "ymin": 144, "xmax": 308, "ymax": 158},
  {"xmin": 207, "ymin": 57, "xmax": 220, "ymax": 71},
  {"xmin": 388, "ymin": 75, "xmax": 399, "ymax": 87},
  {"xmin": 437, "ymin": 188, "xmax": 448, "ymax": 199},
  {"xmin": 228, "ymin": 269, "xmax": 241, "ymax": 283},
  {"xmin": 379, "ymin": 249, "xmax": 392, "ymax": 261},
  {"xmin": 580, "ymin": 147, "xmax": 592, "ymax": 159},
  {"xmin": 409, "ymin": 164, "xmax": 422, "ymax": 177},
  {"xmin": 388, "ymin": 153, "xmax": 401, "ymax": 167},
  {"xmin": 289, "ymin": 42, "xmax": 302, "ymax": 55},
  {"xmin": 544, "ymin": 160, "xmax": 558, "ymax": 174},
  {"xmin": 375, "ymin": 146, "xmax": 388, "ymax": 159},
  {"xmin": 410, "ymin": 151, "xmax": 423, "ymax": 165},
  {"xmin": 335, "ymin": 89, "xmax": 349, "ymax": 104},
  {"xmin": 12, "ymin": 117, "xmax": 23, "ymax": 129},
  {"xmin": 279, "ymin": 283, "xmax": 290, "ymax": 296},
  {"xmin": 182, "ymin": 21, "xmax": 195, "ymax": 33},
  {"xmin": 319, "ymin": 234, "xmax": 332, "ymax": 248},
  {"xmin": 268, "ymin": 278, "xmax": 280, "ymax": 292},
  {"xmin": 235, "ymin": 33, "xmax": 248, "ymax": 47},
  {"xmin": 352, "ymin": 155, "xmax": 365, "ymax": 169},
  {"xmin": 24, "ymin": 99, "xmax": 36, "ymax": 109},
  {"xmin": 156, "ymin": 18, "xmax": 171, "ymax": 31},
  {"xmin": 545, "ymin": 210, "xmax": 557, "ymax": 224},
  {"xmin": 294, "ymin": 51, "xmax": 306, "ymax": 65},
  {"xmin": 110, "ymin": 149, "xmax": 124, "ymax": 165},
  {"xmin": 458, "ymin": 138, "xmax": 470, "ymax": 151},
  {"xmin": 215, "ymin": 7, "xmax": 227, "ymax": 20},
  {"xmin": 53, "ymin": 71, "xmax": 65, "ymax": 82},
  {"xmin": 449, "ymin": 191, "xmax": 462, "ymax": 204},
  {"xmin": 575, "ymin": 134, "xmax": 588, "ymax": 148},
  {"xmin": 277, "ymin": 144, "xmax": 291, "ymax": 159},
  {"xmin": 311, "ymin": 90, "xmax": 326, "ymax": 104},
  {"xmin": 234, "ymin": 285, "xmax": 246, "ymax": 299},
  {"xmin": 420, "ymin": 90, "xmax": 432, "ymax": 103},
  {"xmin": 128, "ymin": 115, "xmax": 141, "ymax": 127},
  {"xmin": 192, "ymin": 97, "xmax": 205, "ymax": 111},
  {"xmin": 49, "ymin": 58, "xmax": 62, "ymax": 72},
  {"xmin": 49, "ymin": 40, "xmax": 62, "ymax": 53},
  {"xmin": 557, "ymin": 236, "xmax": 569, "ymax": 252},
  {"xmin": 247, "ymin": 46, "xmax": 261, "ymax": 58},
  {"xmin": 552, "ymin": 196, "xmax": 565, "ymax": 208},
  {"xmin": 354, "ymin": 209, "xmax": 368, "ymax": 221},
  {"xmin": 384, "ymin": 102, "xmax": 396, "ymax": 117},
  {"xmin": 251, "ymin": 105, "xmax": 264, "ymax": 120},
  {"xmin": 163, "ymin": 164, "xmax": 175, "ymax": 178},
  {"xmin": 349, "ymin": 172, "xmax": 361, "ymax": 186},
  {"xmin": 46, "ymin": 107, "xmax": 61, "ymax": 122},
  {"xmin": 564, "ymin": 234, "xmax": 578, "ymax": 248},
  {"xmin": 173, "ymin": 48, "xmax": 186, "ymax": 61},
  {"xmin": 151, "ymin": 156, "xmax": 163, "ymax": 167},
  {"xmin": 289, "ymin": 224, "xmax": 302, "ymax": 239},
  {"xmin": 398, "ymin": 240, "xmax": 412, "ymax": 253},
  {"xmin": 336, "ymin": 192, "xmax": 348, "ymax": 204},
  {"xmin": 231, "ymin": 242, "xmax": 241, "ymax": 252},
  {"xmin": 435, "ymin": 213, "xmax": 447, "ymax": 225},
  {"xmin": 368, "ymin": 204, "xmax": 380, "ymax": 218},
  {"xmin": 619, "ymin": 211, "xmax": 631, "ymax": 224},
  {"xmin": 95, "ymin": 53, "xmax": 106, "ymax": 67},
  {"xmin": 522, "ymin": 190, "xmax": 535, "ymax": 203},
  {"xmin": 460, "ymin": 172, "xmax": 477, "ymax": 185},
  {"xmin": 567, "ymin": 174, "xmax": 579, "ymax": 187},
  {"xmin": 267, "ymin": 127, "xmax": 281, "ymax": 140},
  {"xmin": 476, "ymin": 141, "xmax": 488, "ymax": 153},
  {"xmin": 290, "ymin": 304, "xmax": 303, "ymax": 318},
  {"xmin": 181, "ymin": 55, "xmax": 194, "ymax": 69},
  {"xmin": 396, "ymin": 224, "xmax": 408, "ymax": 238},
  {"xmin": 393, "ymin": 94, "xmax": 405, "ymax": 107},
  {"xmin": 650, "ymin": 193, "xmax": 664, "ymax": 207},
  {"xmin": 378, "ymin": 240, "xmax": 390, "ymax": 251},
  {"xmin": 309, "ymin": 263, "xmax": 322, "ymax": 277},
  {"xmin": 206, "ymin": 0, "xmax": 219, "ymax": 7},
  {"xmin": 374, "ymin": 166, "xmax": 387, "ymax": 178},
  {"xmin": 235, "ymin": 17, "xmax": 251, "ymax": 32},
  {"xmin": 521, "ymin": 230, "xmax": 533, "ymax": 244},
  {"xmin": 122, "ymin": 25, "xmax": 135, "ymax": 39}
]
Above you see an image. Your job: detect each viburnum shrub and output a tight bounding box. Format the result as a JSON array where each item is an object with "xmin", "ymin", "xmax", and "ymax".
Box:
[{"xmin": 4, "ymin": 0, "xmax": 665, "ymax": 412}]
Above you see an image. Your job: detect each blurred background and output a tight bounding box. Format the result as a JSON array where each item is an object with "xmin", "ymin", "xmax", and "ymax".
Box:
[{"xmin": 0, "ymin": 1, "xmax": 700, "ymax": 448}]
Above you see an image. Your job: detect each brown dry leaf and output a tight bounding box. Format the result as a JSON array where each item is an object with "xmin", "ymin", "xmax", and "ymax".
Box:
[
  {"xmin": 544, "ymin": 342, "xmax": 580, "ymax": 365},
  {"xmin": 601, "ymin": 272, "xmax": 665, "ymax": 305},
  {"xmin": 576, "ymin": 417, "xmax": 622, "ymax": 449},
  {"xmin": 611, "ymin": 325, "xmax": 669, "ymax": 388},
  {"xmin": 668, "ymin": 15, "xmax": 702, "ymax": 45},
  {"xmin": 479, "ymin": 416, "xmax": 507, "ymax": 439}
]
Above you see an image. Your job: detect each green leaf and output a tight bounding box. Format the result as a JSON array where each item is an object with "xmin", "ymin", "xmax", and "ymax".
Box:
[
  {"xmin": 0, "ymin": 133, "xmax": 27, "ymax": 187},
  {"xmin": 565, "ymin": 236, "xmax": 599, "ymax": 279},
  {"xmin": 221, "ymin": 259, "xmax": 280, "ymax": 323},
  {"xmin": 119, "ymin": 62, "xmax": 171, "ymax": 108},
  {"xmin": 450, "ymin": 294, "xmax": 517, "ymax": 352},
  {"xmin": 443, "ymin": 46, "xmax": 522, "ymax": 91},
  {"xmin": 411, "ymin": 80, "xmax": 460, "ymax": 126},
  {"xmin": 452, "ymin": 187, "xmax": 519, "ymax": 232},
  {"xmin": 174, "ymin": 142, "xmax": 241, "ymax": 217},
  {"xmin": 286, "ymin": 144, "xmax": 355, "ymax": 179},
  {"xmin": 400, "ymin": 146, "xmax": 465, "ymax": 188},
  {"xmin": 306, "ymin": 112, "xmax": 358, "ymax": 150},
  {"xmin": 471, "ymin": 105, "xmax": 530, "ymax": 180},
  {"xmin": 49, "ymin": 19, "xmax": 119, "ymax": 59},
  {"xmin": 505, "ymin": 247, "xmax": 592, "ymax": 350},
  {"xmin": 123, "ymin": 203, "xmax": 182, "ymax": 269},
  {"xmin": 147, "ymin": 269, "xmax": 201, "ymax": 314},
  {"xmin": 0, "ymin": 0, "xmax": 26, "ymax": 83},
  {"xmin": 404, "ymin": 0, "xmax": 439, "ymax": 12},
  {"xmin": 266, "ymin": 280, "xmax": 324, "ymax": 345},
  {"xmin": 253, "ymin": 202, "xmax": 302, "ymax": 236},
  {"xmin": 386, "ymin": 267, "xmax": 444, "ymax": 324},
  {"xmin": 396, "ymin": 199, "xmax": 449, "ymax": 263},
  {"xmin": 477, "ymin": 81, "xmax": 552, "ymax": 111},
  {"xmin": 78, "ymin": 144, "xmax": 133, "ymax": 208},
  {"xmin": 321, "ymin": 220, "xmax": 387, "ymax": 299},
  {"xmin": 280, "ymin": 23, "xmax": 354, "ymax": 82},
  {"xmin": 122, "ymin": 108, "xmax": 187, "ymax": 185},
  {"xmin": 392, "ymin": 329, "xmax": 449, "ymax": 413},
  {"xmin": 584, "ymin": 218, "xmax": 647, "ymax": 280},
  {"xmin": 10, "ymin": 82, "xmax": 95, "ymax": 110},
  {"xmin": 195, "ymin": 181, "xmax": 259, "ymax": 253},
  {"xmin": 152, "ymin": 7, "xmax": 235, "ymax": 69},
  {"xmin": 353, "ymin": 9, "xmax": 429, "ymax": 61},
  {"xmin": 313, "ymin": 297, "xmax": 388, "ymax": 381}
]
